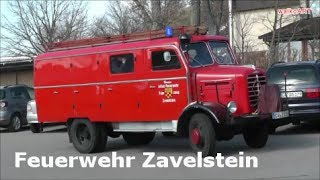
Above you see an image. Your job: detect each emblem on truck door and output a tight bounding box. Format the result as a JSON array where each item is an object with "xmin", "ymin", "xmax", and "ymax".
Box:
[
  {"xmin": 158, "ymin": 80, "xmax": 180, "ymax": 103},
  {"xmin": 165, "ymin": 87, "xmax": 173, "ymax": 98}
]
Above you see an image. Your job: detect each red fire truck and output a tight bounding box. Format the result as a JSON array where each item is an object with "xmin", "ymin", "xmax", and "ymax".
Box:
[{"xmin": 34, "ymin": 26, "xmax": 283, "ymax": 156}]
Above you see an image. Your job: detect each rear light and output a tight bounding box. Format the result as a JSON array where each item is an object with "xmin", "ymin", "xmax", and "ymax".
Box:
[
  {"xmin": 306, "ymin": 88, "xmax": 320, "ymax": 98},
  {"xmin": 0, "ymin": 101, "xmax": 8, "ymax": 108},
  {"xmin": 27, "ymin": 103, "xmax": 32, "ymax": 112}
]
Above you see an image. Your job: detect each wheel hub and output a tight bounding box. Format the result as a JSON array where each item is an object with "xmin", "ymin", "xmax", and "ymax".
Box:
[{"xmin": 191, "ymin": 128, "xmax": 201, "ymax": 145}]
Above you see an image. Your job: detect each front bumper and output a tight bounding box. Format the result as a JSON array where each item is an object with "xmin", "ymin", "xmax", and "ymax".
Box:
[
  {"xmin": 270, "ymin": 109, "xmax": 320, "ymax": 126},
  {"xmin": 0, "ymin": 110, "xmax": 11, "ymax": 127},
  {"xmin": 230, "ymin": 113, "xmax": 271, "ymax": 126}
]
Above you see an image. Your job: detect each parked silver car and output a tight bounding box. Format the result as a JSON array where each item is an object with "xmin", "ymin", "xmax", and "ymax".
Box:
[
  {"xmin": 26, "ymin": 100, "xmax": 42, "ymax": 133},
  {"xmin": 0, "ymin": 85, "xmax": 34, "ymax": 132}
]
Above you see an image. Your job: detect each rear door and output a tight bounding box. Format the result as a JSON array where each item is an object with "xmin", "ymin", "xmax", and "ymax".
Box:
[{"xmin": 141, "ymin": 47, "xmax": 189, "ymax": 121}]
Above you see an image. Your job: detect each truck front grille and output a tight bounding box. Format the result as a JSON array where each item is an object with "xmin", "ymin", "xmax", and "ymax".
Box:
[{"xmin": 247, "ymin": 74, "xmax": 266, "ymax": 109}]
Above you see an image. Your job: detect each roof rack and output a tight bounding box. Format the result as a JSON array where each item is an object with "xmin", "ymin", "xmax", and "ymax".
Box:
[{"xmin": 47, "ymin": 26, "xmax": 208, "ymax": 52}]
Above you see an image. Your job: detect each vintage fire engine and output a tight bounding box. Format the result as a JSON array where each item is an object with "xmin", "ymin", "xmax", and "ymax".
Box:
[{"xmin": 34, "ymin": 26, "xmax": 283, "ymax": 156}]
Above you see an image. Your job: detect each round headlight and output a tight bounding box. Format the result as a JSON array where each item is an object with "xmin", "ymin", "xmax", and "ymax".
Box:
[{"xmin": 227, "ymin": 101, "xmax": 237, "ymax": 114}]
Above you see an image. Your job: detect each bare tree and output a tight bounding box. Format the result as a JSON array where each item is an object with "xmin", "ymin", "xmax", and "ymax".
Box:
[
  {"xmin": 1, "ymin": 0, "xmax": 88, "ymax": 58},
  {"xmin": 308, "ymin": 39, "xmax": 320, "ymax": 60},
  {"xmin": 191, "ymin": 0, "xmax": 201, "ymax": 26},
  {"xmin": 189, "ymin": 0, "xmax": 228, "ymax": 35},
  {"xmin": 233, "ymin": 13, "xmax": 258, "ymax": 64},
  {"xmin": 130, "ymin": 0, "xmax": 187, "ymax": 30},
  {"xmin": 90, "ymin": 1, "xmax": 140, "ymax": 37}
]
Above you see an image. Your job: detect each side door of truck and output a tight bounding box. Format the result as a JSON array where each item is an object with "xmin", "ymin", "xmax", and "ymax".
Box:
[
  {"xmin": 105, "ymin": 51, "xmax": 144, "ymax": 121},
  {"xmin": 142, "ymin": 46, "xmax": 189, "ymax": 121}
]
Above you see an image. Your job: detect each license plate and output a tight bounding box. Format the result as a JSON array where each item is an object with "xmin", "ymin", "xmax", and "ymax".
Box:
[
  {"xmin": 272, "ymin": 110, "xmax": 289, "ymax": 119},
  {"xmin": 281, "ymin": 91, "xmax": 303, "ymax": 98}
]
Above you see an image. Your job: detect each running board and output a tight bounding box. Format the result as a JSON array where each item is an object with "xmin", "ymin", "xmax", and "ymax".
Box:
[{"xmin": 112, "ymin": 120, "xmax": 178, "ymax": 132}]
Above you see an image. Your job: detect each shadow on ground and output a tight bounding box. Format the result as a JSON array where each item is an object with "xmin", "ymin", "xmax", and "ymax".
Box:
[{"xmin": 104, "ymin": 123, "xmax": 320, "ymax": 156}]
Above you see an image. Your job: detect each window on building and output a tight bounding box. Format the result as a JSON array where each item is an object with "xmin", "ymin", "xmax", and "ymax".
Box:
[
  {"xmin": 110, "ymin": 54, "xmax": 134, "ymax": 74},
  {"xmin": 151, "ymin": 50, "xmax": 181, "ymax": 70}
]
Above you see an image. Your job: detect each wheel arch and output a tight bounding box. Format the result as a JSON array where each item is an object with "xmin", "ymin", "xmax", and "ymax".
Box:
[{"xmin": 177, "ymin": 103, "xmax": 220, "ymax": 137}]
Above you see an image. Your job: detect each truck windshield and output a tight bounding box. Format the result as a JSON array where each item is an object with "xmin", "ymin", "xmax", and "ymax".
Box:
[
  {"xmin": 209, "ymin": 41, "xmax": 235, "ymax": 64},
  {"xmin": 187, "ymin": 42, "xmax": 213, "ymax": 67},
  {"xmin": 268, "ymin": 65, "xmax": 319, "ymax": 85},
  {"xmin": 0, "ymin": 90, "xmax": 5, "ymax": 99}
]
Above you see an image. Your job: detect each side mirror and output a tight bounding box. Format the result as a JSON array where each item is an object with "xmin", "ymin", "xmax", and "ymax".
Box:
[{"xmin": 163, "ymin": 51, "xmax": 171, "ymax": 62}]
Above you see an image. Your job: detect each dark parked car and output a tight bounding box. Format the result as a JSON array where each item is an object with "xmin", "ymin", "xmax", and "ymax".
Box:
[
  {"xmin": 267, "ymin": 60, "xmax": 320, "ymax": 131},
  {"xmin": 0, "ymin": 85, "xmax": 34, "ymax": 132}
]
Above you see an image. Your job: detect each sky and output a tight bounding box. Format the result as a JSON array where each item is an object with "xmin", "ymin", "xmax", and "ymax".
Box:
[
  {"xmin": 0, "ymin": 0, "xmax": 109, "ymax": 56},
  {"xmin": 0, "ymin": 0, "xmax": 319, "ymax": 57}
]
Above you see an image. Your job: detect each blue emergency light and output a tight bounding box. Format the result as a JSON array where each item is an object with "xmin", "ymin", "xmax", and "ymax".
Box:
[{"xmin": 165, "ymin": 26, "xmax": 173, "ymax": 37}]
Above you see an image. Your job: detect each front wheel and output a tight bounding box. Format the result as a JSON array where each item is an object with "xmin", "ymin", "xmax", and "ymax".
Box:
[
  {"xmin": 189, "ymin": 113, "xmax": 216, "ymax": 157},
  {"xmin": 123, "ymin": 132, "xmax": 155, "ymax": 145},
  {"xmin": 69, "ymin": 119, "xmax": 107, "ymax": 153},
  {"xmin": 243, "ymin": 123, "xmax": 269, "ymax": 148}
]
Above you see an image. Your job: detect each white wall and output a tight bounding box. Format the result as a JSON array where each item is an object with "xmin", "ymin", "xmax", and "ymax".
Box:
[{"xmin": 233, "ymin": 6, "xmax": 301, "ymax": 52}]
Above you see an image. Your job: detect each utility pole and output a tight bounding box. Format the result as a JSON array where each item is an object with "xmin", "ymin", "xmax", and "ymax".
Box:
[{"xmin": 228, "ymin": 0, "xmax": 233, "ymax": 47}]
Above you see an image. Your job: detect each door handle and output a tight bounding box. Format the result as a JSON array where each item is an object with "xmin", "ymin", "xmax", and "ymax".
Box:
[
  {"xmin": 53, "ymin": 91, "xmax": 59, "ymax": 94},
  {"xmin": 149, "ymin": 85, "xmax": 156, "ymax": 89},
  {"xmin": 73, "ymin": 90, "xmax": 79, "ymax": 94},
  {"xmin": 107, "ymin": 88, "xmax": 113, "ymax": 91}
]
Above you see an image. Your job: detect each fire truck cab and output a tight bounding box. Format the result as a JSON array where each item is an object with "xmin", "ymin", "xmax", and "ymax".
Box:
[{"xmin": 34, "ymin": 26, "xmax": 277, "ymax": 156}]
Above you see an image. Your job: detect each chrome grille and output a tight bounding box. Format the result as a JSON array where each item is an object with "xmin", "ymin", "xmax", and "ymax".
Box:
[{"xmin": 247, "ymin": 74, "xmax": 266, "ymax": 109}]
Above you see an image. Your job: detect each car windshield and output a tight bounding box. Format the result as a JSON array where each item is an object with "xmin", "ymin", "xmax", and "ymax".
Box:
[
  {"xmin": 0, "ymin": 90, "xmax": 5, "ymax": 99},
  {"xmin": 187, "ymin": 42, "xmax": 213, "ymax": 67},
  {"xmin": 268, "ymin": 65, "xmax": 319, "ymax": 85},
  {"xmin": 209, "ymin": 41, "xmax": 235, "ymax": 64}
]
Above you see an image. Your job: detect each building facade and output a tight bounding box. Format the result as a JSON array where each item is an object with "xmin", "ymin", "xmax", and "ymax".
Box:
[{"xmin": 0, "ymin": 57, "xmax": 34, "ymax": 87}]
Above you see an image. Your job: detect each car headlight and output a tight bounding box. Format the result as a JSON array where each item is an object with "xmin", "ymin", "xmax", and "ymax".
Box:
[{"xmin": 227, "ymin": 101, "xmax": 237, "ymax": 113}]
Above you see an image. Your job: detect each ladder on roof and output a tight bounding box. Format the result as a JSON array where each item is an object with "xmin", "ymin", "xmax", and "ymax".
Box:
[{"xmin": 47, "ymin": 26, "xmax": 208, "ymax": 51}]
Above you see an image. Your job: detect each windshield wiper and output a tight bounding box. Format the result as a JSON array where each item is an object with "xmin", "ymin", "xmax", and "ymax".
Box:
[{"xmin": 189, "ymin": 56, "xmax": 204, "ymax": 67}]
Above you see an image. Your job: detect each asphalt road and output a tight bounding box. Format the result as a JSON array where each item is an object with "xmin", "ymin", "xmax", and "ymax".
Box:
[{"xmin": 1, "ymin": 123, "xmax": 319, "ymax": 180}]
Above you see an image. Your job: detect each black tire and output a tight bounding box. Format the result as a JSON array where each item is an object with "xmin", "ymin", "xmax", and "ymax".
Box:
[
  {"xmin": 162, "ymin": 132, "xmax": 175, "ymax": 137},
  {"xmin": 30, "ymin": 123, "xmax": 42, "ymax": 133},
  {"xmin": 69, "ymin": 119, "xmax": 107, "ymax": 153},
  {"xmin": 189, "ymin": 113, "xmax": 216, "ymax": 157},
  {"xmin": 123, "ymin": 132, "xmax": 155, "ymax": 145},
  {"xmin": 8, "ymin": 114, "xmax": 22, "ymax": 132},
  {"xmin": 243, "ymin": 123, "xmax": 269, "ymax": 148},
  {"xmin": 268, "ymin": 126, "xmax": 276, "ymax": 134}
]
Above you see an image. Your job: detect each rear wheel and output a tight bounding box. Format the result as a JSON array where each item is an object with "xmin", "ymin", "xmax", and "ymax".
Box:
[
  {"xmin": 30, "ymin": 123, "xmax": 42, "ymax": 133},
  {"xmin": 8, "ymin": 114, "xmax": 22, "ymax": 132},
  {"xmin": 189, "ymin": 113, "xmax": 216, "ymax": 157},
  {"xmin": 243, "ymin": 123, "xmax": 269, "ymax": 148},
  {"xmin": 123, "ymin": 132, "xmax": 155, "ymax": 145},
  {"xmin": 69, "ymin": 119, "xmax": 107, "ymax": 153}
]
